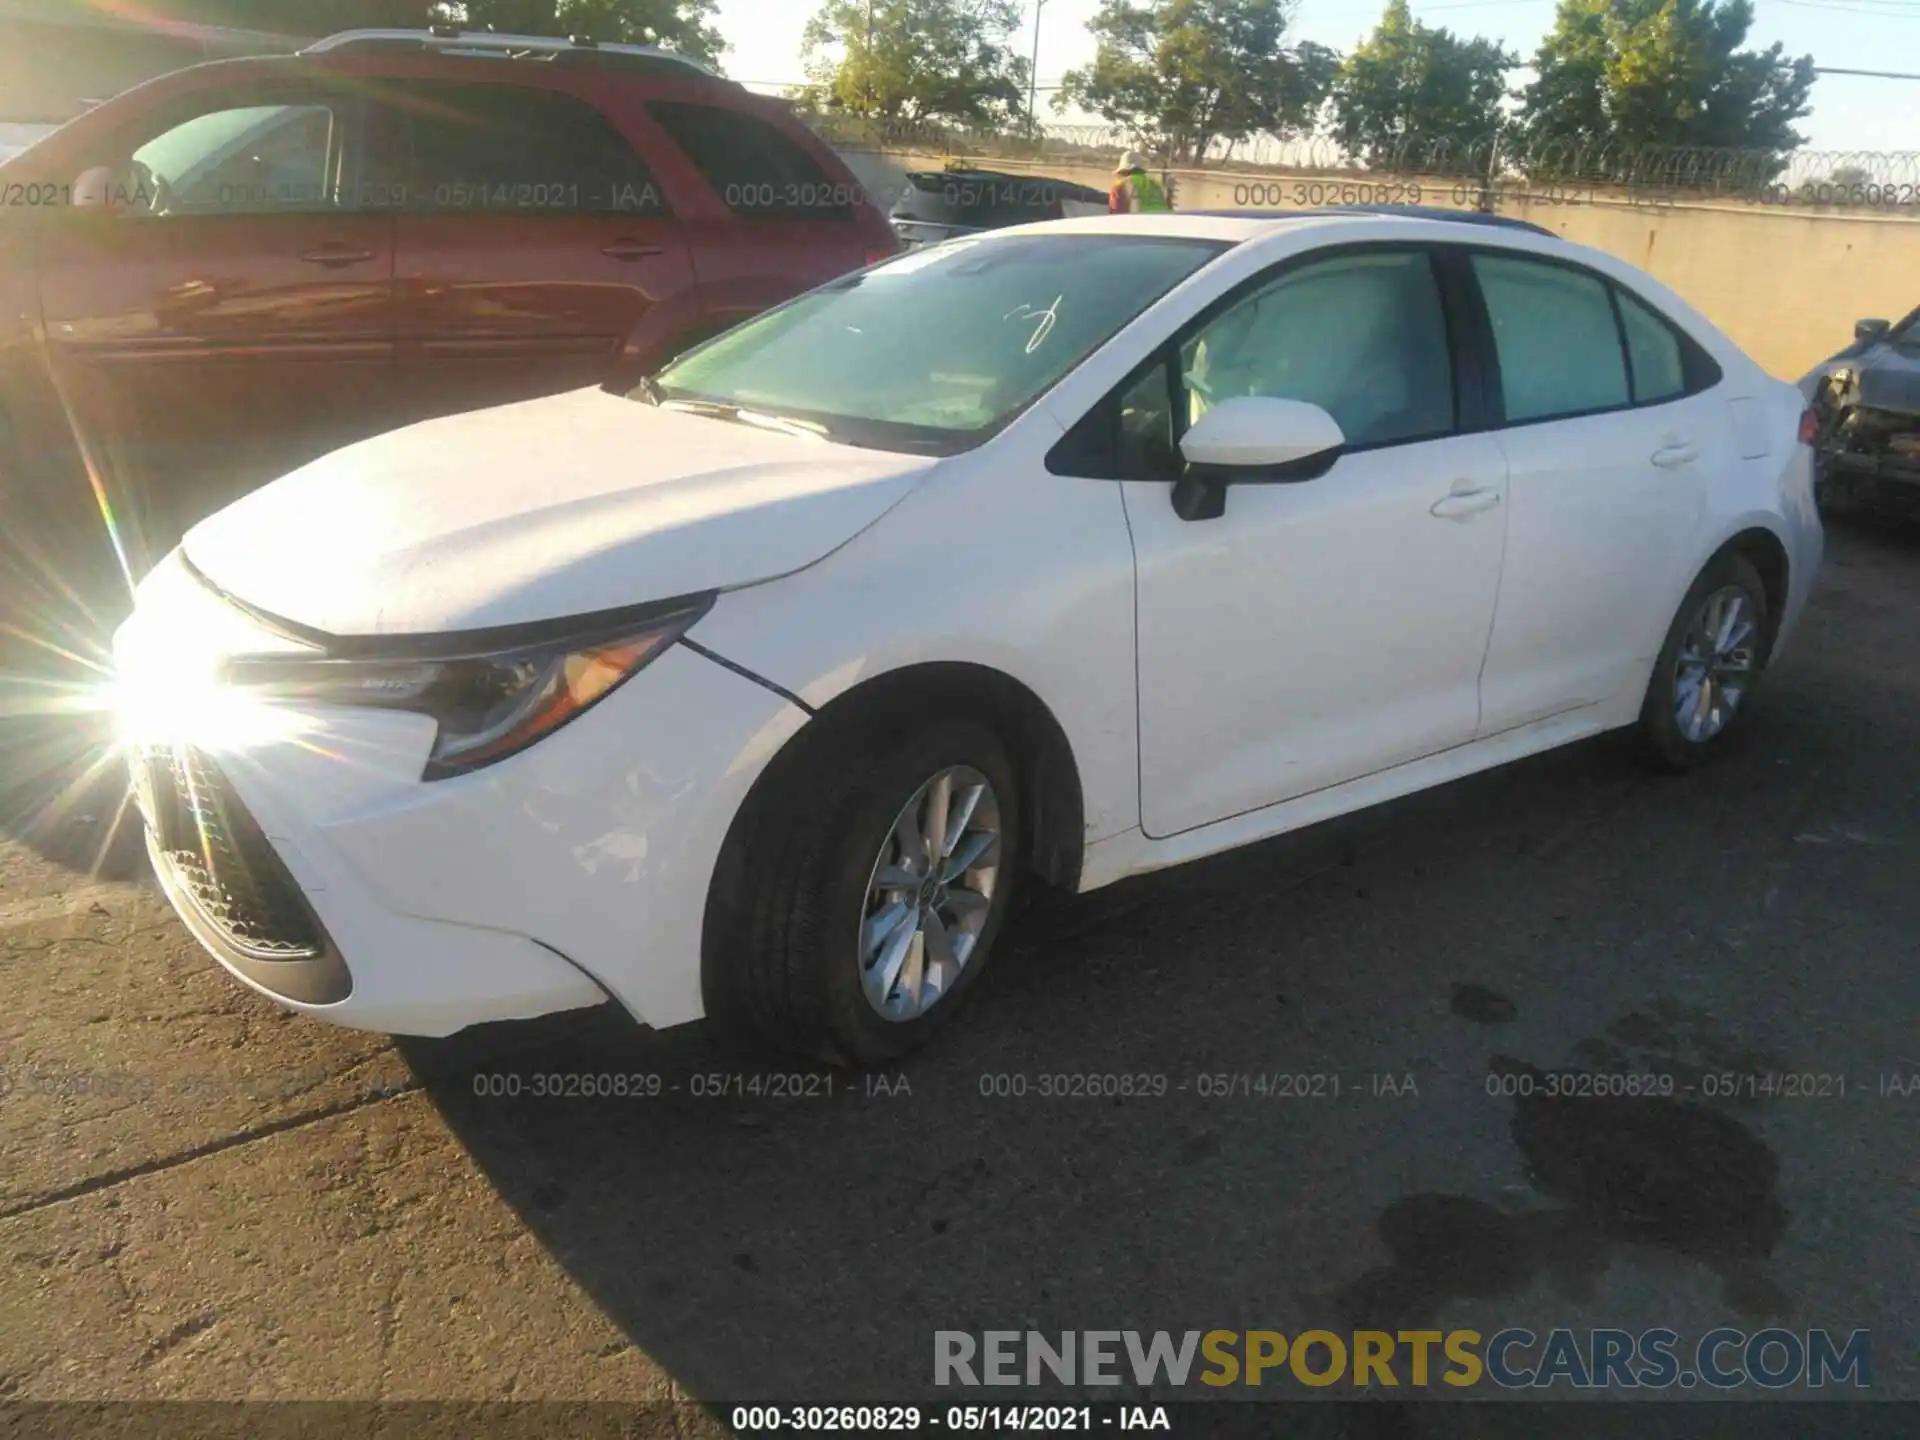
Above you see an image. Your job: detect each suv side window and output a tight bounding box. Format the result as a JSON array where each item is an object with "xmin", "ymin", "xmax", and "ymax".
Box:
[
  {"xmin": 1471, "ymin": 253, "xmax": 1629, "ymax": 422},
  {"xmin": 647, "ymin": 102, "xmax": 851, "ymax": 219},
  {"xmin": 376, "ymin": 83, "xmax": 667, "ymax": 216},
  {"xmin": 89, "ymin": 92, "xmax": 352, "ymax": 216},
  {"xmin": 1178, "ymin": 249, "xmax": 1456, "ymax": 449}
]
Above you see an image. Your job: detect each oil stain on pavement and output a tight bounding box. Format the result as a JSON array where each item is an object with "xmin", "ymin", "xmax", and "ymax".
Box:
[{"xmin": 1333, "ymin": 1001, "xmax": 1789, "ymax": 1331}]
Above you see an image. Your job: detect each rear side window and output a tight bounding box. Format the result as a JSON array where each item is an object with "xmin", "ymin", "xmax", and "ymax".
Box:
[
  {"xmin": 375, "ymin": 83, "xmax": 667, "ymax": 216},
  {"xmin": 648, "ymin": 101, "xmax": 850, "ymax": 219},
  {"xmin": 1471, "ymin": 254, "xmax": 1629, "ymax": 423},
  {"xmin": 1616, "ymin": 289, "xmax": 1686, "ymax": 404}
]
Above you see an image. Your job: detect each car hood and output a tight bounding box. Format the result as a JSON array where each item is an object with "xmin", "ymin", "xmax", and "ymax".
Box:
[{"xmin": 182, "ymin": 387, "xmax": 936, "ymax": 636}]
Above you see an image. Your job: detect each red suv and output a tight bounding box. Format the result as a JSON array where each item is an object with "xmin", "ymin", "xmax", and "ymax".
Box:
[{"xmin": 0, "ymin": 29, "xmax": 896, "ymax": 559}]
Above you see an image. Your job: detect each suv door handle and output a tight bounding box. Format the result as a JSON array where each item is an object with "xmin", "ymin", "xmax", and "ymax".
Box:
[
  {"xmin": 1430, "ymin": 486, "xmax": 1502, "ymax": 520},
  {"xmin": 297, "ymin": 245, "xmax": 375, "ymax": 267},
  {"xmin": 601, "ymin": 239, "xmax": 666, "ymax": 261},
  {"xmin": 1652, "ymin": 441, "xmax": 1698, "ymax": 468}
]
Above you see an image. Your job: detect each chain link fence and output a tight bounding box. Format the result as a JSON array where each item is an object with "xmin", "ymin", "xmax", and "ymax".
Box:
[{"xmin": 805, "ymin": 112, "xmax": 1920, "ymax": 202}]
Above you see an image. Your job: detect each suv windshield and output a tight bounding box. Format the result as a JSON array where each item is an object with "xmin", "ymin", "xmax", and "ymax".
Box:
[{"xmin": 644, "ymin": 234, "xmax": 1229, "ymax": 454}]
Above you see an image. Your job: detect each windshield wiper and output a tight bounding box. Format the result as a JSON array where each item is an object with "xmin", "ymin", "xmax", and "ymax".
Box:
[{"xmin": 659, "ymin": 398, "xmax": 829, "ymax": 441}]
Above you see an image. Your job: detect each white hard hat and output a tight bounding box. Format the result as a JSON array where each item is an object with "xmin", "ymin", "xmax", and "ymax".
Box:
[{"xmin": 1117, "ymin": 149, "xmax": 1146, "ymax": 173}]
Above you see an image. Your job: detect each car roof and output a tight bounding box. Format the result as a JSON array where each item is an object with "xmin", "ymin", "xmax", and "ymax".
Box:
[
  {"xmin": 1012, "ymin": 210, "xmax": 1562, "ymax": 245},
  {"xmin": 1186, "ymin": 204, "xmax": 1556, "ymax": 236},
  {"xmin": 998, "ymin": 210, "xmax": 1566, "ymax": 247}
]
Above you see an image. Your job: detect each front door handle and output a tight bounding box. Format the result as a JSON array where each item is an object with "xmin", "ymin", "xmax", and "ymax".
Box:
[
  {"xmin": 1430, "ymin": 486, "xmax": 1502, "ymax": 521},
  {"xmin": 601, "ymin": 239, "xmax": 666, "ymax": 261},
  {"xmin": 297, "ymin": 245, "xmax": 375, "ymax": 267},
  {"xmin": 1652, "ymin": 441, "xmax": 1699, "ymax": 468}
]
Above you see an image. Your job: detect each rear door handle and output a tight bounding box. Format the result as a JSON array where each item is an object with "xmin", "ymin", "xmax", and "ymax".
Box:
[
  {"xmin": 297, "ymin": 245, "xmax": 375, "ymax": 267},
  {"xmin": 1430, "ymin": 486, "xmax": 1502, "ymax": 521},
  {"xmin": 601, "ymin": 240, "xmax": 666, "ymax": 261},
  {"xmin": 1652, "ymin": 442, "xmax": 1698, "ymax": 468}
]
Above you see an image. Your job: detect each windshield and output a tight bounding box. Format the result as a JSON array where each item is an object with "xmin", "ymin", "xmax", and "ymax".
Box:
[{"xmin": 644, "ymin": 234, "xmax": 1230, "ymax": 454}]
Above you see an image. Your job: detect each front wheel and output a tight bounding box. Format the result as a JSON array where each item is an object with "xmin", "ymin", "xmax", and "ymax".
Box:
[
  {"xmin": 705, "ymin": 716, "xmax": 1021, "ymax": 1067},
  {"xmin": 1637, "ymin": 552, "xmax": 1771, "ymax": 770}
]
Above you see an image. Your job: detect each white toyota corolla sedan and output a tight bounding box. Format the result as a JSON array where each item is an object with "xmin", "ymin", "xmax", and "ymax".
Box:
[{"xmin": 111, "ymin": 210, "xmax": 1823, "ymax": 1066}]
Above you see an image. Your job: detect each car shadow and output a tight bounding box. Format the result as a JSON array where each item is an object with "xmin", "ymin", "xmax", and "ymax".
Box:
[
  {"xmin": 0, "ymin": 434, "xmax": 304, "ymax": 886},
  {"xmin": 392, "ymin": 678, "xmax": 1845, "ymax": 1410},
  {"xmin": 0, "ymin": 447, "xmax": 152, "ymax": 886}
]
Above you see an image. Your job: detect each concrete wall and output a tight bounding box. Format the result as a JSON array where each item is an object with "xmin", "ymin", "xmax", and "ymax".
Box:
[{"xmin": 840, "ymin": 146, "xmax": 1919, "ymax": 381}]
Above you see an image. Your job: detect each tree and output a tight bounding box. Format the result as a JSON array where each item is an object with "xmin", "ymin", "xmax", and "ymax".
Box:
[
  {"xmin": 1513, "ymin": 0, "xmax": 1813, "ymax": 175},
  {"xmin": 130, "ymin": 0, "xmax": 726, "ymax": 64},
  {"xmin": 1329, "ymin": 0, "xmax": 1514, "ymax": 169},
  {"xmin": 128, "ymin": 1, "xmax": 438, "ymax": 33},
  {"xmin": 447, "ymin": 0, "xmax": 725, "ymax": 63},
  {"xmin": 800, "ymin": 0, "xmax": 1030, "ymax": 126},
  {"xmin": 1056, "ymin": 0, "xmax": 1337, "ymax": 165}
]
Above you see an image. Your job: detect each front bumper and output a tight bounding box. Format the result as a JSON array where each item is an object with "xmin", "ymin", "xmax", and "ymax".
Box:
[{"xmin": 114, "ymin": 553, "xmax": 808, "ymax": 1036}]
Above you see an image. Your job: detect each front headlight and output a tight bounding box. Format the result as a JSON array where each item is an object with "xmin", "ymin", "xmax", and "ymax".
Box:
[{"xmin": 223, "ymin": 597, "xmax": 712, "ymax": 778}]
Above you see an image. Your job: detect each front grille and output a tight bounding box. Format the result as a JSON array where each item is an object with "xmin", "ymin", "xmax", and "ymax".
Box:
[{"xmin": 142, "ymin": 747, "xmax": 323, "ymax": 960}]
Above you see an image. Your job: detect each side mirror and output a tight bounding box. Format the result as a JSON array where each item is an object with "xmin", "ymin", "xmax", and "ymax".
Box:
[
  {"xmin": 1171, "ymin": 396, "xmax": 1345, "ymax": 521},
  {"xmin": 1854, "ymin": 318, "xmax": 1891, "ymax": 345}
]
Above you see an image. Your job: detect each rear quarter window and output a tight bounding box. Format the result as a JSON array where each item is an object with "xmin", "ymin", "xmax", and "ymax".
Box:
[{"xmin": 647, "ymin": 101, "xmax": 852, "ymax": 219}]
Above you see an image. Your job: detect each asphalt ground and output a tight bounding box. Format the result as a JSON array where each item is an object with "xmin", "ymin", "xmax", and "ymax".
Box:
[{"xmin": 0, "ymin": 511, "xmax": 1916, "ymax": 1427}]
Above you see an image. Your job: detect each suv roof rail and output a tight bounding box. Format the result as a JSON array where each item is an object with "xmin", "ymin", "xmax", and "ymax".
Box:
[{"xmin": 300, "ymin": 28, "xmax": 722, "ymax": 78}]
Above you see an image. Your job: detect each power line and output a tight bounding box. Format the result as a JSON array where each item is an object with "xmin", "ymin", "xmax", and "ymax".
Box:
[{"xmin": 1773, "ymin": 0, "xmax": 1920, "ymax": 13}]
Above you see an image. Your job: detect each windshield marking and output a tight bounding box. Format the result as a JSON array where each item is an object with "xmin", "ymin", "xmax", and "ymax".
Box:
[{"xmin": 1007, "ymin": 294, "xmax": 1063, "ymax": 355}]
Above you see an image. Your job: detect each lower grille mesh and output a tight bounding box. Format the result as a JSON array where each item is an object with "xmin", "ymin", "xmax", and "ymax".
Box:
[{"xmin": 144, "ymin": 747, "xmax": 323, "ymax": 960}]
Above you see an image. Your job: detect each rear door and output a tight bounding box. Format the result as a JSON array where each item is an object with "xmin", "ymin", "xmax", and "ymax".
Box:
[
  {"xmin": 644, "ymin": 99, "xmax": 880, "ymax": 334},
  {"xmin": 35, "ymin": 78, "xmax": 397, "ymax": 540},
  {"xmin": 1469, "ymin": 250, "xmax": 1723, "ymax": 733},
  {"xmin": 374, "ymin": 80, "xmax": 697, "ymax": 424}
]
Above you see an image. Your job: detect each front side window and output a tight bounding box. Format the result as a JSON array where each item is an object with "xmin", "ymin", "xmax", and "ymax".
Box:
[
  {"xmin": 1178, "ymin": 249, "xmax": 1456, "ymax": 448},
  {"xmin": 1473, "ymin": 253, "xmax": 1629, "ymax": 423},
  {"xmin": 376, "ymin": 83, "xmax": 666, "ymax": 216},
  {"xmin": 648, "ymin": 234, "xmax": 1227, "ymax": 453},
  {"xmin": 103, "ymin": 99, "xmax": 341, "ymax": 215}
]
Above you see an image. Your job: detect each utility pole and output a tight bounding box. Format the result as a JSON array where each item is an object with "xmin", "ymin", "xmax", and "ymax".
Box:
[
  {"xmin": 865, "ymin": 0, "xmax": 875, "ymax": 116},
  {"xmin": 1027, "ymin": 0, "xmax": 1046, "ymax": 135}
]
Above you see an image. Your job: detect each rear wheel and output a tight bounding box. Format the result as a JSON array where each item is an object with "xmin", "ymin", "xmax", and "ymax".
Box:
[
  {"xmin": 705, "ymin": 714, "xmax": 1021, "ymax": 1067},
  {"xmin": 1637, "ymin": 552, "xmax": 1770, "ymax": 770}
]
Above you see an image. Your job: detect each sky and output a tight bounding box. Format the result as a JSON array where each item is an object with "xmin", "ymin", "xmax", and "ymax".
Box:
[{"xmin": 711, "ymin": 0, "xmax": 1920, "ymax": 156}]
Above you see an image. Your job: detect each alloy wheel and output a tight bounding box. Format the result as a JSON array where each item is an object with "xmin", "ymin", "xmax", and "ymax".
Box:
[
  {"xmin": 857, "ymin": 765, "xmax": 1002, "ymax": 1022},
  {"xmin": 1672, "ymin": 584, "xmax": 1759, "ymax": 744}
]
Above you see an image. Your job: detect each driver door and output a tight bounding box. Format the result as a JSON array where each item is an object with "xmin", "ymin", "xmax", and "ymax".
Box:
[
  {"xmin": 35, "ymin": 79, "xmax": 397, "ymax": 553},
  {"xmin": 1115, "ymin": 245, "xmax": 1510, "ymax": 837}
]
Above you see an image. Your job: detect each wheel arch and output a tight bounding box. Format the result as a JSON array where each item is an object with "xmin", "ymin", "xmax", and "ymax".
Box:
[
  {"xmin": 698, "ymin": 659, "xmax": 1088, "ymax": 1030},
  {"xmin": 737, "ymin": 659, "xmax": 1086, "ymax": 891},
  {"xmin": 1710, "ymin": 524, "xmax": 1792, "ymax": 657}
]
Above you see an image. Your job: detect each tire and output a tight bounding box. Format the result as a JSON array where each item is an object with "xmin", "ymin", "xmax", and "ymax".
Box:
[
  {"xmin": 1637, "ymin": 551, "xmax": 1771, "ymax": 771},
  {"xmin": 705, "ymin": 713, "xmax": 1022, "ymax": 1067}
]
